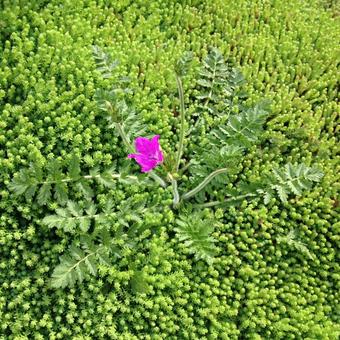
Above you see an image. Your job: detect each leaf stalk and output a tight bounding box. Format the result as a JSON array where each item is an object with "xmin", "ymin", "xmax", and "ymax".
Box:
[
  {"xmin": 175, "ymin": 75, "xmax": 186, "ymax": 172},
  {"xmin": 182, "ymin": 168, "xmax": 229, "ymax": 201}
]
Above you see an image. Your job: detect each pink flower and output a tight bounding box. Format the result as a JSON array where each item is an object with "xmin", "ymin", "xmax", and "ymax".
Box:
[{"xmin": 128, "ymin": 135, "xmax": 164, "ymax": 173}]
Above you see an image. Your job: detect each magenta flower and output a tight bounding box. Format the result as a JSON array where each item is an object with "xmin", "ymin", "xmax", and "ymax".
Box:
[{"xmin": 128, "ymin": 135, "xmax": 164, "ymax": 173}]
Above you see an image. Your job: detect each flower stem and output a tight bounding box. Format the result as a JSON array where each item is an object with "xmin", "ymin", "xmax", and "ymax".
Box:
[
  {"xmin": 115, "ymin": 122, "xmax": 167, "ymax": 188},
  {"xmin": 42, "ymin": 173, "xmax": 138, "ymax": 185},
  {"xmin": 115, "ymin": 123, "xmax": 133, "ymax": 152},
  {"xmin": 181, "ymin": 168, "xmax": 228, "ymax": 201},
  {"xmin": 194, "ymin": 193, "xmax": 258, "ymax": 208},
  {"xmin": 175, "ymin": 74, "xmax": 185, "ymax": 172},
  {"xmin": 169, "ymin": 174, "xmax": 180, "ymax": 207},
  {"xmin": 149, "ymin": 172, "xmax": 167, "ymax": 188}
]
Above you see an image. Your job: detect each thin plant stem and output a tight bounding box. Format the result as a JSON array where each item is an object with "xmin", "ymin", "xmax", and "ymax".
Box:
[
  {"xmin": 194, "ymin": 193, "xmax": 258, "ymax": 208},
  {"xmin": 175, "ymin": 74, "xmax": 185, "ymax": 172},
  {"xmin": 42, "ymin": 173, "xmax": 138, "ymax": 185},
  {"xmin": 115, "ymin": 123, "xmax": 133, "ymax": 152},
  {"xmin": 169, "ymin": 175, "xmax": 180, "ymax": 207},
  {"xmin": 149, "ymin": 172, "xmax": 167, "ymax": 188},
  {"xmin": 181, "ymin": 168, "xmax": 228, "ymax": 201}
]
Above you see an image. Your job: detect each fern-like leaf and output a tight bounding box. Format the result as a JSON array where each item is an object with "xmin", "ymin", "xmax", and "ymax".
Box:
[
  {"xmin": 277, "ymin": 230, "xmax": 314, "ymax": 260},
  {"xmin": 37, "ymin": 183, "xmax": 52, "ymax": 205},
  {"xmin": 189, "ymin": 145, "xmax": 244, "ymax": 198},
  {"xmin": 175, "ymin": 211, "xmax": 218, "ymax": 264},
  {"xmin": 8, "ymin": 164, "xmax": 41, "ymax": 199},
  {"xmin": 89, "ymin": 167, "xmax": 118, "ymax": 189},
  {"xmin": 94, "ymin": 90, "xmax": 146, "ymax": 145},
  {"xmin": 68, "ymin": 154, "xmax": 81, "ymax": 179},
  {"xmin": 93, "ymin": 46, "xmax": 147, "ymax": 146},
  {"xmin": 50, "ymin": 239, "xmax": 109, "ymax": 288},
  {"xmin": 211, "ymin": 102, "xmax": 269, "ymax": 148},
  {"xmin": 258, "ymin": 163, "xmax": 324, "ymax": 204},
  {"xmin": 42, "ymin": 201, "xmax": 115, "ymax": 233},
  {"xmin": 175, "ymin": 51, "xmax": 194, "ymax": 77},
  {"xmin": 92, "ymin": 45, "xmax": 119, "ymax": 79},
  {"xmin": 51, "ymin": 228, "xmax": 124, "ymax": 288},
  {"xmin": 9, "ymin": 157, "xmax": 134, "ymax": 205},
  {"xmin": 9, "ymin": 158, "xmax": 78, "ymax": 204},
  {"xmin": 195, "ymin": 48, "xmax": 245, "ymax": 116}
]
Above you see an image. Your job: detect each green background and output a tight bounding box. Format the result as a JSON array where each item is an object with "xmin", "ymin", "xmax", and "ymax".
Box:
[{"xmin": 0, "ymin": 0, "xmax": 339, "ymax": 338}]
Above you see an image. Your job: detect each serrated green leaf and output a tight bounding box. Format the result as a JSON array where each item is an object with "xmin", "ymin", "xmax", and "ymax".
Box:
[
  {"xmin": 79, "ymin": 218, "xmax": 91, "ymax": 233},
  {"xmin": 264, "ymin": 192, "xmax": 272, "ymax": 205},
  {"xmin": 85, "ymin": 204, "xmax": 97, "ymax": 216},
  {"xmin": 306, "ymin": 168, "xmax": 324, "ymax": 182},
  {"xmin": 84, "ymin": 256, "xmax": 97, "ymax": 276},
  {"xmin": 194, "ymin": 48, "xmax": 247, "ymax": 123},
  {"xmin": 175, "ymin": 212, "xmax": 217, "ymax": 264},
  {"xmin": 278, "ymin": 230, "xmax": 315, "ymax": 261},
  {"xmin": 259, "ymin": 163, "xmax": 324, "ymax": 204},
  {"xmin": 37, "ymin": 183, "xmax": 52, "ymax": 205},
  {"xmin": 175, "ymin": 51, "xmax": 193, "ymax": 76},
  {"xmin": 50, "ymin": 239, "xmax": 109, "ymax": 288},
  {"xmin": 97, "ymin": 172, "xmax": 116, "ymax": 188},
  {"xmin": 25, "ymin": 183, "xmax": 37, "ymax": 200},
  {"xmin": 68, "ymin": 154, "xmax": 81, "ymax": 179},
  {"xmin": 9, "ymin": 176, "xmax": 30, "ymax": 196},
  {"xmin": 54, "ymin": 182, "xmax": 68, "ymax": 204},
  {"xmin": 89, "ymin": 167, "xmax": 100, "ymax": 177},
  {"xmin": 42, "ymin": 214, "xmax": 65, "ymax": 229},
  {"xmin": 76, "ymin": 181, "xmax": 94, "ymax": 200},
  {"xmin": 197, "ymin": 79, "xmax": 213, "ymax": 87},
  {"xmin": 96, "ymin": 247, "xmax": 112, "ymax": 265},
  {"xmin": 67, "ymin": 201, "xmax": 82, "ymax": 217},
  {"xmin": 63, "ymin": 219, "xmax": 76, "ymax": 233},
  {"xmin": 92, "ymin": 45, "xmax": 119, "ymax": 79},
  {"xmin": 47, "ymin": 160, "xmax": 62, "ymax": 180},
  {"xmin": 219, "ymin": 104, "xmax": 268, "ymax": 147},
  {"xmin": 274, "ymin": 185, "xmax": 288, "ymax": 203}
]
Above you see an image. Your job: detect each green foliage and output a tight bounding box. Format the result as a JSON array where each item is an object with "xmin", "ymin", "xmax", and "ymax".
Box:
[
  {"xmin": 130, "ymin": 270, "xmax": 150, "ymax": 294},
  {"xmin": 277, "ymin": 229, "xmax": 315, "ymax": 260},
  {"xmin": 211, "ymin": 102, "xmax": 269, "ymax": 148},
  {"xmin": 195, "ymin": 48, "xmax": 245, "ymax": 116},
  {"xmin": 175, "ymin": 211, "xmax": 218, "ymax": 264},
  {"xmin": 9, "ymin": 160, "xmax": 72, "ymax": 205},
  {"xmin": 47, "ymin": 195, "xmax": 151, "ymax": 289},
  {"xmin": 109, "ymin": 100, "xmax": 146, "ymax": 144},
  {"xmin": 258, "ymin": 163, "xmax": 324, "ymax": 204},
  {"xmin": 9, "ymin": 157, "xmax": 138, "ymax": 205},
  {"xmin": 175, "ymin": 51, "xmax": 194, "ymax": 77},
  {"xmin": 50, "ymin": 234, "xmax": 112, "ymax": 288},
  {"xmin": 88, "ymin": 166, "xmax": 119, "ymax": 188},
  {"xmin": 93, "ymin": 72, "xmax": 146, "ymax": 145},
  {"xmin": 0, "ymin": 0, "xmax": 339, "ymax": 338},
  {"xmin": 92, "ymin": 45, "xmax": 119, "ymax": 79},
  {"xmin": 190, "ymin": 144, "xmax": 244, "ymax": 195},
  {"xmin": 42, "ymin": 201, "xmax": 109, "ymax": 233}
]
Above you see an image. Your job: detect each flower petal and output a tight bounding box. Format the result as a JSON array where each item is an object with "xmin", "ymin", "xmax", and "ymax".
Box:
[
  {"xmin": 149, "ymin": 135, "xmax": 161, "ymax": 155},
  {"xmin": 131, "ymin": 154, "xmax": 158, "ymax": 173},
  {"xmin": 155, "ymin": 149, "xmax": 164, "ymax": 163},
  {"xmin": 135, "ymin": 137, "xmax": 154, "ymax": 155},
  {"xmin": 141, "ymin": 161, "xmax": 158, "ymax": 173}
]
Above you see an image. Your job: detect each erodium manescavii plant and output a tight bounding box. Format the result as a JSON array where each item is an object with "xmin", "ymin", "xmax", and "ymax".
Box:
[{"xmin": 9, "ymin": 47, "xmax": 324, "ymax": 288}]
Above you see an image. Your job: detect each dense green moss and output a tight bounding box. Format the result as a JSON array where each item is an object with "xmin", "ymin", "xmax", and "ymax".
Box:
[{"xmin": 0, "ymin": 0, "xmax": 339, "ymax": 338}]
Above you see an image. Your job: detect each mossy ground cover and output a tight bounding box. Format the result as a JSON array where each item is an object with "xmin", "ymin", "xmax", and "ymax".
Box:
[{"xmin": 0, "ymin": 0, "xmax": 339, "ymax": 339}]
